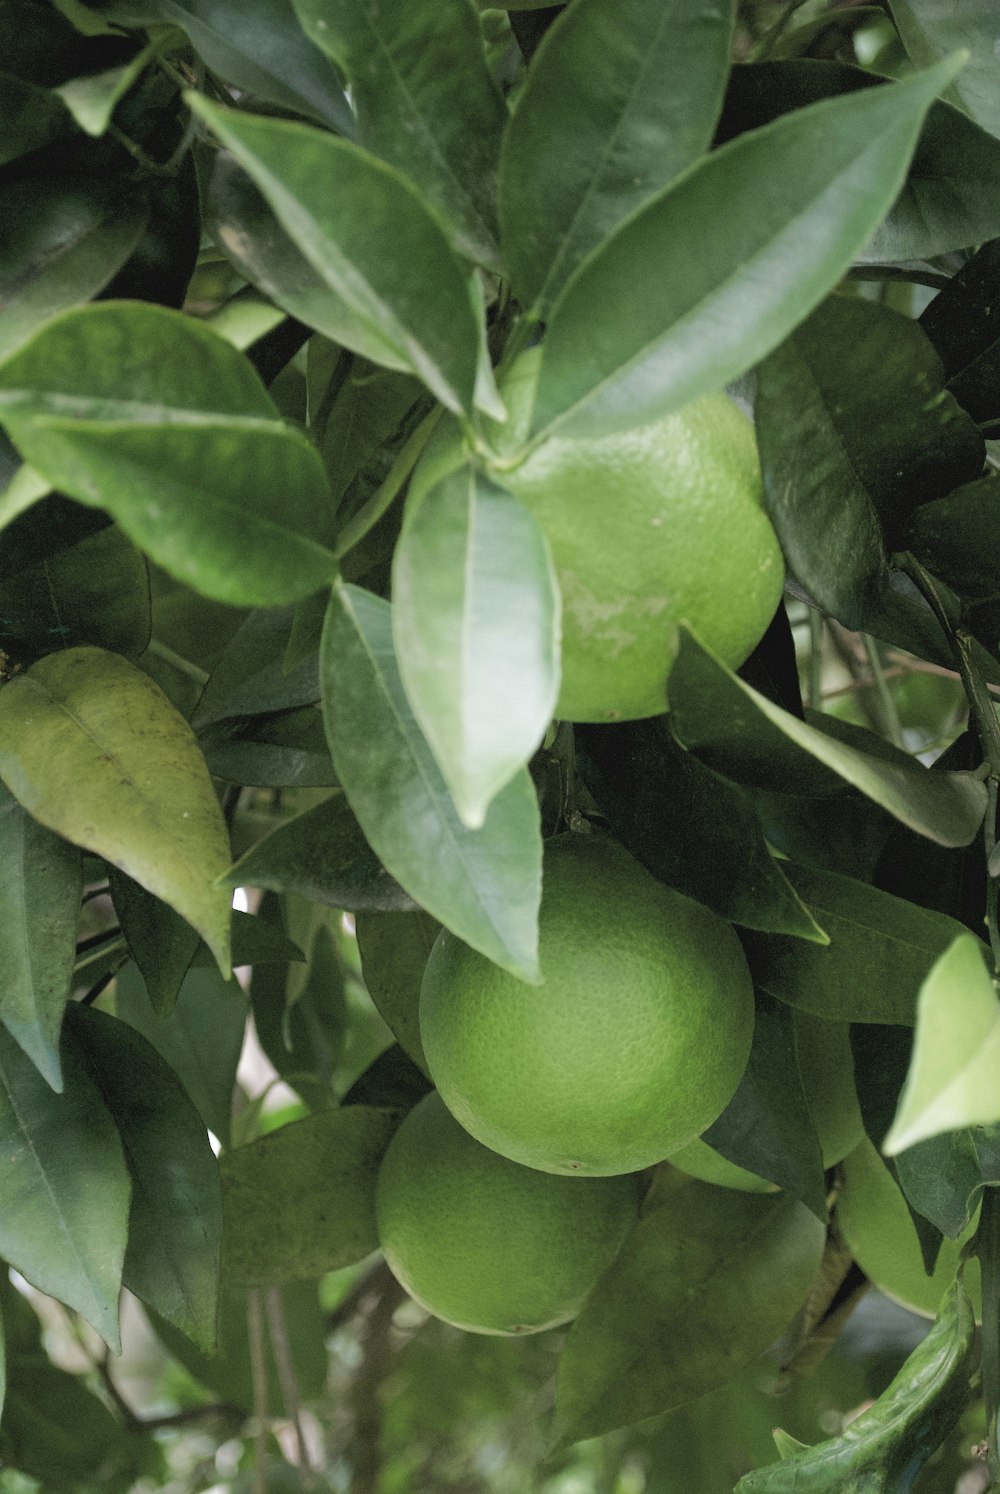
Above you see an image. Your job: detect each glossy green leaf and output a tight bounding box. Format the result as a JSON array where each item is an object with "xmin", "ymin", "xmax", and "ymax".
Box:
[
  {"xmin": 575, "ymin": 717, "xmax": 827, "ymax": 942},
  {"xmin": 294, "ymin": 0, "xmax": 506, "ymax": 270},
  {"xmin": 0, "ymin": 1024, "xmax": 129, "ymax": 1348},
  {"xmin": 0, "ymin": 647, "xmax": 232, "ymax": 973},
  {"xmin": 736, "ymin": 1275, "xmax": 976, "ymax": 1490},
  {"xmin": 220, "ymin": 1106, "xmax": 399, "ymax": 1284},
  {"xmin": 354, "ymin": 908, "xmax": 438, "ymax": 1072},
  {"xmin": 889, "ymin": 1, "xmax": 1000, "ymax": 139},
  {"xmin": 0, "ymin": 302, "xmax": 337, "ymax": 606},
  {"xmin": 719, "ymin": 61, "xmax": 1000, "ymax": 265},
  {"xmin": 884, "ymin": 935, "xmax": 1000, "ymax": 1154},
  {"xmin": 529, "ymin": 59, "xmax": 960, "ymax": 443},
  {"xmin": 393, "ymin": 465, "xmax": 560, "ymax": 828},
  {"xmin": 188, "ymin": 96, "xmax": 482, "ymax": 416},
  {"xmin": 322, "ymin": 584, "xmax": 542, "ymax": 980},
  {"xmin": 54, "ymin": 44, "xmax": 152, "ymax": 136},
  {"xmin": 107, "ymin": 868, "xmax": 199, "ymax": 1017},
  {"xmin": 153, "ymin": 0, "xmax": 353, "ymax": 133},
  {"xmin": 500, "ymin": 0, "xmax": 734, "ymax": 314},
  {"xmin": 114, "ymin": 961, "xmax": 246, "ymax": 1148},
  {"xmin": 0, "ymin": 177, "xmax": 146, "ymax": 363},
  {"xmin": 755, "ymin": 295, "xmax": 983, "ymax": 630},
  {"xmin": 224, "ymin": 793, "xmax": 415, "ymax": 912},
  {"xmin": 0, "ymin": 785, "xmax": 81, "ymax": 1088},
  {"xmin": 702, "ymin": 995, "xmax": 826, "ymax": 1219},
  {"xmin": 920, "ymin": 241, "xmax": 1000, "ymax": 423},
  {"xmin": 0, "ymin": 522, "xmax": 151, "ymax": 669},
  {"xmin": 64, "ymin": 1004, "xmax": 222, "ymax": 1352},
  {"xmin": 746, "ymin": 863, "xmax": 972, "ymax": 1025},
  {"xmin": 553, "ymin": 1182, "xmax": 825, "ymax": 1444},
  {"xmin": 903, "ymin": 478, "xmax": 1000, "ymax": 602},
  {"xmin": 669, "ymin": 629, "xmax": 987, "ymax": 849}
]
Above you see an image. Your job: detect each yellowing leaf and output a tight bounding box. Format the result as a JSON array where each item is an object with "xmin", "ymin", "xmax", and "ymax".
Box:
[{"xmin": 0, "ymin": 647, "xmax": 231, "ymax": 973}]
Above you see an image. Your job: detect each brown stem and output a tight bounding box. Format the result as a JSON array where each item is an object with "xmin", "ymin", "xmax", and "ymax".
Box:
[
  {"xmin": 347, "ymin": 1274, "xmax": 407, "ymax": 1494},
  {"xmin": 265, "ymin": 1286, "xmax": 314, "ymax": 1480},
  {"xmin": 247, "ymin": 1288, "xmax": 270, "ymax": 1494}
]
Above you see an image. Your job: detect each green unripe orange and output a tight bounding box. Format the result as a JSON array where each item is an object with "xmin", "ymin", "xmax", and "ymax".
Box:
[
  {"xmin": 419, "ymin": 832, "xmax": 755, "ymax": 1176},
  {"xmin": 375, "ymin": 1093, "xmax": 640, "ymax": 1335}
]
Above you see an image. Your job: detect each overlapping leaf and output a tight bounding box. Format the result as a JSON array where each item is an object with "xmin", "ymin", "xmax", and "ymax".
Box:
[
  {"xmin": 393, "ymin": 464, "xmax": 561, "ymax": 828},
  {"xmin": 65, "ymin": 1004, "xmax": 222, "ymax": 1352},
  {"xmin": 0, "ymin": 302, "xmax": 337, "ymax": 606},
  {"xmin": 553, "ymin": 1181, "xmax": 825, "ymax": 1444},
  {"xmin": 188, "ymin": 97, "xmax": 482, "ymax": 416},
  {"xmin": 0, "ymin": 647, "xmax": 232, "ymax": 972},
  {"xmin": 528, "ymin": 58, "xmax": 960, "ymax": 443},
  {"xmin": 889, "ymin": 1, "xmax": 1000, "ymax": 139},
  {"xmin": 0, "ymin": 786, "xmax": 81, "ymax": 1088},
  {"xmin": 500, "ymin": 0, "xmax": 734, "ymax": 314},
  {"xmin": 220, "ymin": 1107, "xmax": 399, "ymax": 1284},
  {"xmin": 669, "ymin": 629, "xmax": 987, "ymax": 848},
  {"xmin": 0, "ymin": 1026, "xmax": 129, "ymax": 1349},
  {"xmin": 321, "ymin": 584, "xmax": 542, "ymax": 980},
  {"xmin": 295, "ymin": 0, "xmax": 506, "ymax": 269}
]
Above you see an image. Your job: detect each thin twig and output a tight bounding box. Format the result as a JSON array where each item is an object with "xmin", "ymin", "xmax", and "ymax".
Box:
[
  {"xmin": 807, "ymin": 609, "xmax": 824, "ymax": 711},
  {"xmin": 862, "ymin": 634, "xmax": 905, "ymax": 748},
  {"xmin": 265, "ymin": 1286, "xmax": 314, "ymax": 1481},
  {"xmin": 247, "ymin": 1288, "xmax": 270, "ymax": 1494}
]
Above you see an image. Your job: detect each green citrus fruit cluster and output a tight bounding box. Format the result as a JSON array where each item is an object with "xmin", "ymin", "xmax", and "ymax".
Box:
[
  {"xmin": 376, "ymin": 1092, "xmax": 641, "ymax": 1336},
  {"xmin": 410, "ymin": 348, "xmax": 785, "ymax": 723}
]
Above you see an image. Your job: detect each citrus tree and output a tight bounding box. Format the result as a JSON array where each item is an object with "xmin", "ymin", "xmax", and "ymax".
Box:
[{"xmin": 4, "ymin": 0, "xmax": 1000, "ymax": 1490}]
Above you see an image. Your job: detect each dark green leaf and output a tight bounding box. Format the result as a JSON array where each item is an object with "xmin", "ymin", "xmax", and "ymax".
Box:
[
  {"xmin": 188, "ymin": 97, "xmax": 483, "ymax": 416},
  {"xmin": 322, "ymin": 584, "xmax": 542, "ymax": 980},
  {"xmin": 154, "ymin": 0, "xmax": 353, "ymax": 133},
  {"xmin": 393, "ymin": 464, "xmax": 560, "ymax": 828},
  {"xmin": 0, "ymin": 302, "xmax": 338, "ymax": 607},
  {"xmin": 0, "ymin": 1024, "xmax": 129, "ymax": 1348},
  {"xmin": 0, "ymin": 646, "xmax": 232, "ymax": 972},
  {"xmin": 64, "ymin": 1003, "xmax": 222, "ymax": 1352},
  {"xmin": 224, "ymin": 793, "xmax": 415, "ymax": 912},
  {"xmin": 0, "ymin": 521, "xmax": 150, "ymax": 669},
  {"xmin": 0, "ymin": 785, "xmax": 81, "ymax": 1087},
  {"xmin": 553, "ymin": 1182, "xmax": 825, "ymax": 1444},
  {"xmin": 920, "ymin": 241, "xmax": 1000, "ymax": 422},
  {"xmin": 755, "ymin": 296, "xmax": 983, "ymax": 630},
  {"xmin": 114, "ymin": 960, "xmax": 246, "ymax": 1147},
  {"xmin": 0, "ymin": 176, "xmax": 147, "ymax": 363},
  {"xmin": 341, "ymin": 1042, "xmax": 431, "ymax": 1108},
  {"xmin": 719, "ymin": 61, "xmax": 1000, "ymax": 263},
  {"xmin": 354, "ymin": 908, "xmax": 438, "ymax": 1072},
  {"xmin": 575, "ymin": 717, "xmax": 826, "ymax": 941},
  {"xmin": 0, "ymin": 73, "xmax": 72, "ymax": 165},
  {"xmin": 894, "ymin": 1125, "xmax": 1000, "ymax": 1239},
  {"xmin": 107, "ymin": 868, "xmax": 199, "ymax": 1017},
  {"xmin": 192, "ymin": 606, "xmax": 320, "ymax": 731},
  {"xmin": 201, "ymin": 707, "xmax": 336, "ymax": 789},
  {"xmin": 669, "ymin": 629, "xmax": 987, "ymax": 847},
  {"xmin": 500, "ymin": 0, "xmax": 734, "ymax": 314},
  {"xmin": 2, "ymin": 1357, "xmax": 143, "ymax": 1490},
  {"xmin": 55, "ymin": 43, "xmax": 152, "ymax": 137},
  {"xmin": 903, "ymin": 478, "xmax": 1000, "ymax": 602},
  {"xmin": 294, "ymin": 0, "xmax": 506, "ymax": 269},
  {"xmin": 745, "ymin": 863, "xmax": 972, "ymax": 1024},
  {"xmin": 250, "ymin": 909, "xmax": 346, "ymax": 1109},
  {"xmin": 888, "ymin": 0, "xmax": 1000, "ymax": 140},
  {"xmin": 529, "ymin": 59, "xmax": 958, "ymax": 442},
  {"xmin": 703, "ymin": 995, "xmax": 826, "ymax": 1219},
  {"xmin": 220, "ymin": 1106, "xmax": 399, "ymax": 1284}
]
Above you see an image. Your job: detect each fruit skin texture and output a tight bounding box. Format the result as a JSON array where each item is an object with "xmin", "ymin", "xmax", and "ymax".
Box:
[
  {"xmin": 375, "ymin": 1092, "xmax": 641, "ymax": 1336},
  {"xmin": 410, "ymin": 348, "xmax": 785, "ymax": 722},
  {"xmin": 419, "ymin": 832, "xmax": 756, "ymax": 1177}
]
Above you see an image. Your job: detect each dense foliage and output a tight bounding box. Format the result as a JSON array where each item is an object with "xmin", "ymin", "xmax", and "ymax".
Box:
[{"xmin": 5, "ymin": 0, "xmax": 1000, "ymax": 1490}]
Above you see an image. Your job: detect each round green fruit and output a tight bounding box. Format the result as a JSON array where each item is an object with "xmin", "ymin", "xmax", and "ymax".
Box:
[
  {"xmin": 419, "ymin": 832, "xmax": 756, "ymax": 1176},
  {"xmin": 836, "ymin": 1138, "xmax": 981, "ymax": 1319},
  {"xmin": 410, "ymin": 348, "xmax": 785, "ymax": 722},
  {"xmin": 375, "ymin": 1092, "xmax": 640, "ymax": 1335}
]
